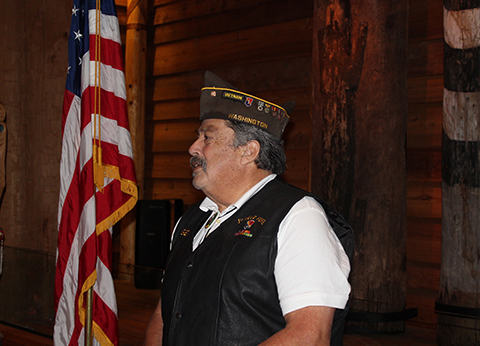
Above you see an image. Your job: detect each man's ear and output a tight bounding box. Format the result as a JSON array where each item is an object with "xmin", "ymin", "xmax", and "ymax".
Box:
[{"xmin": 241, "ymin": 140, "xmax": 260, "ymax": 165}]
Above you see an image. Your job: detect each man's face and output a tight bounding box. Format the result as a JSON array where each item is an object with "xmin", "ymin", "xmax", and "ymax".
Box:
[{"xmin": 188, "ymin": 119, "xmax": 243, "ymax": 199}]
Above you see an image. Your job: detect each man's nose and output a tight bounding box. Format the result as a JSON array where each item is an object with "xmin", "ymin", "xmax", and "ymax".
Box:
[{"xmin": 188, "ymin": 137, "xmax": 201, "ymax": 156}]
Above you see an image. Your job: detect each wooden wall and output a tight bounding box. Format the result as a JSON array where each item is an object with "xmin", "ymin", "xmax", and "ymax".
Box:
[
  {"xmin": 0, "ymin": 0, "xmax": 71, "ymax": 254},
  {"xmin": 0, "ymin": 0, "xmax": 72, "ymax": 336},
  {"xmin": 406, "ymin": 0, "xmax": 443, "ymax": 329},
  {"xmin": 142, "ymin": 0, "xmax": 315, "ymax": 207}
]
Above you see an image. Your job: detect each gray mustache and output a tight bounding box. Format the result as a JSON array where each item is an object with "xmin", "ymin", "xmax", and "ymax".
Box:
[{"xmin": 190, "ymin": 156, "xmax": 206, "ymax": 170}]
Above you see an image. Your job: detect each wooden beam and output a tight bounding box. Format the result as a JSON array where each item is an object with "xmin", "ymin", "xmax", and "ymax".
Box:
[
  {"xmin": 312, "ymin": 0, "xmax": 409, "ymax": 332},
  {"xmin": 120, "ymin": 0, "xmax": 148, "ymax": 282}
]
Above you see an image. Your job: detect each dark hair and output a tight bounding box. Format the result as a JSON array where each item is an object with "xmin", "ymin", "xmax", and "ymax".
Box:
[{"xmin": 225, "ymin": 120, "xmax": 287, "ymax": 175}]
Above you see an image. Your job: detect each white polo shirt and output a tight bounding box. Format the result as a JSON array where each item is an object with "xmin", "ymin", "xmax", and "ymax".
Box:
[{"xmin": 173, "ymin": 174, "xmax": 351, "ymax": 315}]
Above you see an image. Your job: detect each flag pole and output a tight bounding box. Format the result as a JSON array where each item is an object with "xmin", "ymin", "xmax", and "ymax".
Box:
[
  {"xmin": 85, "ymin": 287, "xmax": 94, "ymax": 346},
  {"xmin": 85, "ymin": 2, "xmax": 102, "ymax": 345}
]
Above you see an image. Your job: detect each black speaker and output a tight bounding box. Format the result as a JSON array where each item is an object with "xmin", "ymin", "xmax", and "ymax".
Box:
[{"xmin": 134, "ymin": 200, "xmax": 172, "ymax": 289}]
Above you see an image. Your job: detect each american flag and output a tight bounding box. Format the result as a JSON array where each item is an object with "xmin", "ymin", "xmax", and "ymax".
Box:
[{"xmin": 54, "ymin": 0, "xmax": 137, "ymax": 345}]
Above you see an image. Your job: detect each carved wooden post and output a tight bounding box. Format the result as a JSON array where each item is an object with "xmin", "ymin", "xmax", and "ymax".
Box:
[
  {"xmin": 439, "ymin": 1, "xmax": 480, "ymax": 344},
  {"xmin": 312, "ymin": 0, "xmax": 408, "ymax": 332},
  {"xmin": 119, "ymin": 0, "xmax": 148, "ymax": 282}
]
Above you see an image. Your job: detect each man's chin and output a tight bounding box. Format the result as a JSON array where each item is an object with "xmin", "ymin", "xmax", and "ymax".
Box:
[
  {"xmin": 191, "ymin": 176, "xmax": 203, "ymax": 191},
  {"xmin": 191, "ymin": 168, "xmax": 207, "ymax": 189}
]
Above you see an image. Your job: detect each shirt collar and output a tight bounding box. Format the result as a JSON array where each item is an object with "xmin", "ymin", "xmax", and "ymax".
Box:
[{"xmin": 199, "ymin": 174, "xmax": 277, "ymax": 215}]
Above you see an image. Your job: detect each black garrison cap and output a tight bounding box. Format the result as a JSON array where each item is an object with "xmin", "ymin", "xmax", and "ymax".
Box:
[{"xmin": 199, "ymin": 71, "xmax": 295, "ymax": 139}]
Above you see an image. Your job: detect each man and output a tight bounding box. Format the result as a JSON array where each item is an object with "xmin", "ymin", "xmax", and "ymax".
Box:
[{"xmin": 144, "ymin": 71, "xmax": 353, "ymax": 346}]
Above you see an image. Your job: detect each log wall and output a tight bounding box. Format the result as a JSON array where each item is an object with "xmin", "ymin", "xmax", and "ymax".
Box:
[{"xmin": 406, "ymin": 0, "xmax": 443, "ymax": 328}]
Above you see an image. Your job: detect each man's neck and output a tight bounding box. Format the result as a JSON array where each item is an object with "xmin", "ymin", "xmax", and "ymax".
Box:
[{"xmin": 210, "ymin": 169, "xmax": 272, "ymax": 212}]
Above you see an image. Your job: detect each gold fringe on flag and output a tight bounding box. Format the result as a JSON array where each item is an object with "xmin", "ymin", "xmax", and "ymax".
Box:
[{"xmin": 96, "ymin": 163, "xmax": 138, "ymax": 235}]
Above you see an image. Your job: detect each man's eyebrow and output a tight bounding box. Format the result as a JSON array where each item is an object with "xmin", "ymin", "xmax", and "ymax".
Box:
[{"xmin": 198, "ymin": 125, "xmax": 217, "ymax": 134}]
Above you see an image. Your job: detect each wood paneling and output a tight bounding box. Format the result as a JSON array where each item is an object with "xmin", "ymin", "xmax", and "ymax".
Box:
[
  {"xmin": 408, "ymin": 76, "xmax": 444, "ymax": 104},
  {"xmin": 406, "ymin": 0, "xmax": 443, "ymax": 329},
  {"xmin": 152, "ymin": 19, "xmax": 313, "ymax": 76},
  {"xmin": 408, "ymin": 39, "xmax": 443, "ymax": 77},
  {"xmin": 407, "ymin": 102, "xmax": 443, "ymax": 149},
  {"xmin": 153, "ymin": 0, "xmax": 269, "ymax": 25},
  {"xmin": 407, "ymin": 261, "xmax": 441, "ymax": 291},
  {"xmin": 407, "ymin": 182, "xmax": 442, "ymax": 219},
  {"xmin": 407, "ymin": 149, "xmax": 442, "ymax": 182},
  {"xmin": 149, "ymin": 120, "xmax": 199, "ymax": 153},
  {"xmin": 408, "ymin": 0, "xmax": 444, "ymax": 42},
  {"xmin": 153, "ymin": 0, "xmax": 313, "ymax": 44},
  {"xmin": 407, "ymin": 219, "xmax": 442, "ymax": 263},
  {"xmin": 149, "ymin": 152, "xmax": 193, "ymax": 179},
  {"xmin": 152, "ymin": 57, "xmax": 313, "ymax": 101},
  {"xmin": 144, "ymin": 178, "xmax": 204, "ymax": 206}
]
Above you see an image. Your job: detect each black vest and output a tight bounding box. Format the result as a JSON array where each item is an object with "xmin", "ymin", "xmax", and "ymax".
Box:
[{"xmin": 161, "ymin": 178, "xmax": 354, "ymax": 346}]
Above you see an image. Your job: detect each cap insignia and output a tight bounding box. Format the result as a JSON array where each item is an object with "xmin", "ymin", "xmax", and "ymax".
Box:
[
  {"xmin": 257, "ymin": 101, "xmax": 264, "ymax": 112},
  {"xmin": 222, "ymin": 91, "xmax": 244, "ymax": 102}
]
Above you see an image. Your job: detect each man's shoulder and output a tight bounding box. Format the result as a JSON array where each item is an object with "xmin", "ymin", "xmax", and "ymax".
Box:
[
  {"xmin": 269, "ymin": 177, "xmax": 354, "ymax": 260},
  {"xmin": 269, "ymin": 177, "xmax": 336, "ymax": 211}
]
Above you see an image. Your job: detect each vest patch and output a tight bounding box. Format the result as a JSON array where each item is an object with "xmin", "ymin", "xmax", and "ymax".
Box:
[
  {"xmin": 237, "ymin": 215, "xmax": 266, "ymax": 225},
  {"xmin": 234, "ymin": 229, "xmax": 253, "ymax": 237},
  {"xmin": 234, "ymin": 219, "xmax": 256, "ymax": 237}
]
